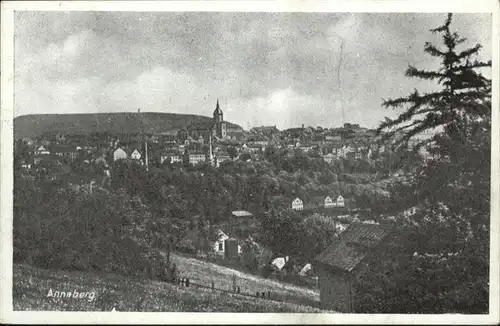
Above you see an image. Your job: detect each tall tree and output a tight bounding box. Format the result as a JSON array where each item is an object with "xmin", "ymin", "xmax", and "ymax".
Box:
[
  {"xmin": 377, "ymin": 13, "xmax": 491, "ymax": 152},
  {"xmin": 364, "ymin": 13, "xmax": 492, "ymax": 313}
]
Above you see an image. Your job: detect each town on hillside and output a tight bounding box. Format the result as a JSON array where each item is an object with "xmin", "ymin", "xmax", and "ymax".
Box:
[
  {"xmin": 10, "ymin": 9, "xmax": 492, "ymax": 317},
  {"xmin": 15, "ymin": 99, "xmax": 416, "ymax": 189},
  {"xmin": 12, "ymin": 98, "xmax": 444, "ymax": 313}
]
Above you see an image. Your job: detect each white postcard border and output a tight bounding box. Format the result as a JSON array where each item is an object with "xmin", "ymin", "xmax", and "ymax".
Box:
[{"xmin": 1, "ymin": 1, "xmax": 499, "ymax": 324}]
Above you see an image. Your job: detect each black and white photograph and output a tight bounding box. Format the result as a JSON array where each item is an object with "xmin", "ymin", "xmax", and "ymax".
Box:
[{"xmin": 1, "ymin": 0, "xmax": 499, "ymax": 324}]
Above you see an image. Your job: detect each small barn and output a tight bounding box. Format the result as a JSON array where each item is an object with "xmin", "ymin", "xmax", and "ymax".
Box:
[
  {"xmin": 314, "ymin": 222, "xmax": 391, "ymax": 312},
  {"xmin": 229, "ymin": 210, "xmax": 255, "ymax": 238}
]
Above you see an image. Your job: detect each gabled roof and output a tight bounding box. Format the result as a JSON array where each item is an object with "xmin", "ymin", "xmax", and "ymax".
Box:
[
  {"xmin": 113, "ymin": 147, "xmax": 130, "ymax": 155},
  {"xmin": 231, "ymin": 210, "xmax": 253, "ymax": 218},
  {"xmin": 314, "ymin": 222, "xmax": 391, "ymax": 272}
]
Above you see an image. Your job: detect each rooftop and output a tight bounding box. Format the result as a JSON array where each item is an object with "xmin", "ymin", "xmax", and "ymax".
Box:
[
  {"xmin": 314, "ymin": 222, "xmax": 391, "ymax": 272},
  {"xmin": 231, "ymin": 210, "xmax": 253, "ymax": 218}
]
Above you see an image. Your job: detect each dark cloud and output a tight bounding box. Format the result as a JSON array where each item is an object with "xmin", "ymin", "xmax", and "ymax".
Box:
[{"xmin": 14, "ymin": 12, "xmax": 492, "ymax": 129}]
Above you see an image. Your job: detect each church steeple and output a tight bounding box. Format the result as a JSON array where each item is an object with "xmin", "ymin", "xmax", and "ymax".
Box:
[
  {"xmin": 212, "ymin": 98, "xmax": 226, "ymax": 139},
  {"xmin": 213, "ymin": 99, "xmax": 223, "ymax": 117}
]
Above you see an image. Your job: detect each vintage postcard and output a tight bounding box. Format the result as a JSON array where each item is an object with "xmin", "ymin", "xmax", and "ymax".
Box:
[{"xmin": 1, "ymin": 0, "xmax": 499, "ymax": 324}]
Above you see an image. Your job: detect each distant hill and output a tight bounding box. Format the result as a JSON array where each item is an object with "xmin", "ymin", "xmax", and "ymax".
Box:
[{"xmin": 14, "ymin": 112, "xmax": 243, "ymax": 139}]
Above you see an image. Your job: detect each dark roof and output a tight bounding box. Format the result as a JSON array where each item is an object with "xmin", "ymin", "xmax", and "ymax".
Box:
[
  {"xmin": 310, "ymin": 196, "xmax": 326, "ymax": 205},
  {"xmin": 50, "ymin": 144, "xmax": 76, "ymax": 153},
  {"xmin": 303, "ymin": 203, "xmax": 318, "ymax": 210},
  {"xmin": 314, "ymin": 222, "xmax": 391, "ymax": 272}
]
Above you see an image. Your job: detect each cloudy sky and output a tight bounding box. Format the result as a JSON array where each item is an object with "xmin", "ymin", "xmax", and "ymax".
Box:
[{"xmin": 14, "ymin": 11, "xmax": 492, "ymax": 129}]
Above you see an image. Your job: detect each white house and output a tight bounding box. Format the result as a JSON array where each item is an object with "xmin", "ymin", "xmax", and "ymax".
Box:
[
  {"xmin": 189, "ymin": 153, "xmax": 206, "ymax": 165},
  {"xmin": 113, "ymin": 148, "xmax": 128, "ymax": 161},
  {"xmin": 271, "ymin": 256, "xmax": 289, "ymax": 270},
  {"xmin": 160, "ymin": 153, "xmax": 182, "ymax": 164},
  {"xmin": 292, "ymin": 197, "xmax": 304, "ymax": 211},
  {"xmin": 35, "ymin": 145, "xmax": 50, "ymax": 156},
  {"xmin": 130, "ymin": 149, "xmax": 142, "ymax": 160},
  {"xmin": 213, "ymin": 230, "xmax": 242, "ymax": 258},
  {"xmin": 336, "ymin": 195, "xmax": 345, "ymax": 207},
  {"xmin": 324, "ymin": 195, "xmax": 345, "ymax": 208},
  {"xmin": 324, "ymin": 196, "xmax": 335, "ymax": 208},
  {"xmin": 323, "ymin": 153, "xmax": 335, "ymax": 164}
]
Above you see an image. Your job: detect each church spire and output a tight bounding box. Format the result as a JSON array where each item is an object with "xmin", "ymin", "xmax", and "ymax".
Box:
[{"xmin": 213, "ymin": 98, "xmax": 222, "ymax": 116}]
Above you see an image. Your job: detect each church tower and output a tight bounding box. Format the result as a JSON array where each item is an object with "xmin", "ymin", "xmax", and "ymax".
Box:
[{"xmin": 213, "ymin": 99, "xmax": 226, "ymax": 138}]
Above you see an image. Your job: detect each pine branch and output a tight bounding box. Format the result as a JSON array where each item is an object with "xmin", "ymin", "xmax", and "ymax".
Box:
[
  {"xmin": 390, "ymin": 113, "xmax": 446, "ymax": 151},
  {"xmin": 457, "ymin": 44, "xmax": 482, "ymax": 60},
  {"xmin": 431, "ymin": 13, "xmax": 452, "ymax": 33},
  {"xmin": 383, "ymin": 90, "xmax": 448, "ymax": 110},
  {"xmin": 406, "ymin": 65, "xmax": 444, "ymax": 80},
  {"xmin": 381, "ymin": 119, "xmax": 424, "ymax": 143},
  {"xmin": 424, "ymin": 42, "xmax": 446, "ymax": 57},
  {"xmin": 450, "ymin": 60, "xmax": 491, "ymax": 74}
]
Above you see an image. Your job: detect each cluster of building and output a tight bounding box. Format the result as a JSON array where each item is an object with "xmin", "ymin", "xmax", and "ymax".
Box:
[
  {"xmin": 205, "ymin": 207, "xmax": 393, "ymax": 314},
  {"xmin": 15, "ymin": 99, "xmax": 388, "ymax": 188}
]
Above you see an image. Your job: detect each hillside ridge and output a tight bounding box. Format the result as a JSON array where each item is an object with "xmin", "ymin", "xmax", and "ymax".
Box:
[{"xmin": 14, "ymin": 112, "xmax": 243, "ymax": 139}]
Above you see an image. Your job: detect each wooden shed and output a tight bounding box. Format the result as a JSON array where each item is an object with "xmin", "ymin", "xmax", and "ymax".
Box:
[
  {"xmin": 224, "ymin": 238, "xmax": 239, "ymax": 260},
  {"xmin": 313, "ymin": 222, "xmax": 391, "ymax": 312}
]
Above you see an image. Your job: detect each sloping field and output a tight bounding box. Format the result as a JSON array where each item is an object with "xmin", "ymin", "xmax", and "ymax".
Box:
[
  {"xmin": 13, "ymin": 264, "xmax": 328, "ymax": 312},
  {"xmin": 170, "ymin": 253, "xmax": 320, "ymax": 306}
]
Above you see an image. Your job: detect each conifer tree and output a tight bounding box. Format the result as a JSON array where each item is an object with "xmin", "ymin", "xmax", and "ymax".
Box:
[
  {"xmin": 377, "ymin": 13, "xmax": 491, "ymax": 151},
  {"xmin": 360, "ymin": 14, "xmax": 493, "ymax": 313}
]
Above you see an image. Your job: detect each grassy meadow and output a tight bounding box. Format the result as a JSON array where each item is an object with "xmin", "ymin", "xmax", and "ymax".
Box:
[
  {"xmin": 170, "ymin": 253, "xmax": 320, "ymax": 306},
  {"xmin": 13, "ymin": 262, "xmax": 326, "ymax": 312}
]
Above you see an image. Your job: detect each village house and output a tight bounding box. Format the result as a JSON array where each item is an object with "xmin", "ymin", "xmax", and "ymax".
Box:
[
  {"xmin": 248, "ymin": 138, "xmax": 269, "ymax": 147},
  {"xmin": 50, "ymin": 144, "xmax": 78, "ymax": 162},
  {"xmin": 214, "ymin": 152, "xmax": 231, "ymax": 167},
  {"xmin": 160, "ymin": 152, "xmax": 182, "ymax": 164},
  {"xmin": 314, "ymin": 222, "xmax": 392, "ymax": 312},
  {"xmin": 244, "ymin": 144, "xmax": 263, "ymax": 154},
  {"xmin": 188, "ymin": 152, "xmax": 206, "ymax": 165},
  {"xmin": 329, "ymin": 195, "xmax": 345, "ymax": 208},
  {"xmin": 322, "ymin": 153, "xmax": 336, "ymax": 164},
  {"xmin": 212, "ymin": 229, "xmax": 243, "ymax": 259},
  {"xmin": 228, "ymin": 210, "xmax": 256, "ymax": 238},
  {"xmin": 302, "ymin": 195, "xmax": 347, "ymax": 212},
  {"xmin": 250, "ymin": 125, "xmax": 280, "ymax": 135},
  {"xmin": 271, "ymin": 256, "xmax": 290, "ymax": 271},
  {"xmin": 35, "ymin": 145, "xmax": 50, "ymax": 156},
  {"xmin": 325, "ymin": 134, "xmax": 342, "ymax": 142},
  {"xmin": 130, "ymin": 148, "xmax": 142, "ymax": 161},
  {"xmin": 291, "ymin": 197, "xmax": 304, "ymax": 211},
  {"xmin": 298, "ymin": 145, "xmax": 314, "ymax": 152},
  {"xmin": 113, "ymin": 148, "xmax": 128, "ymax": 162}
]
